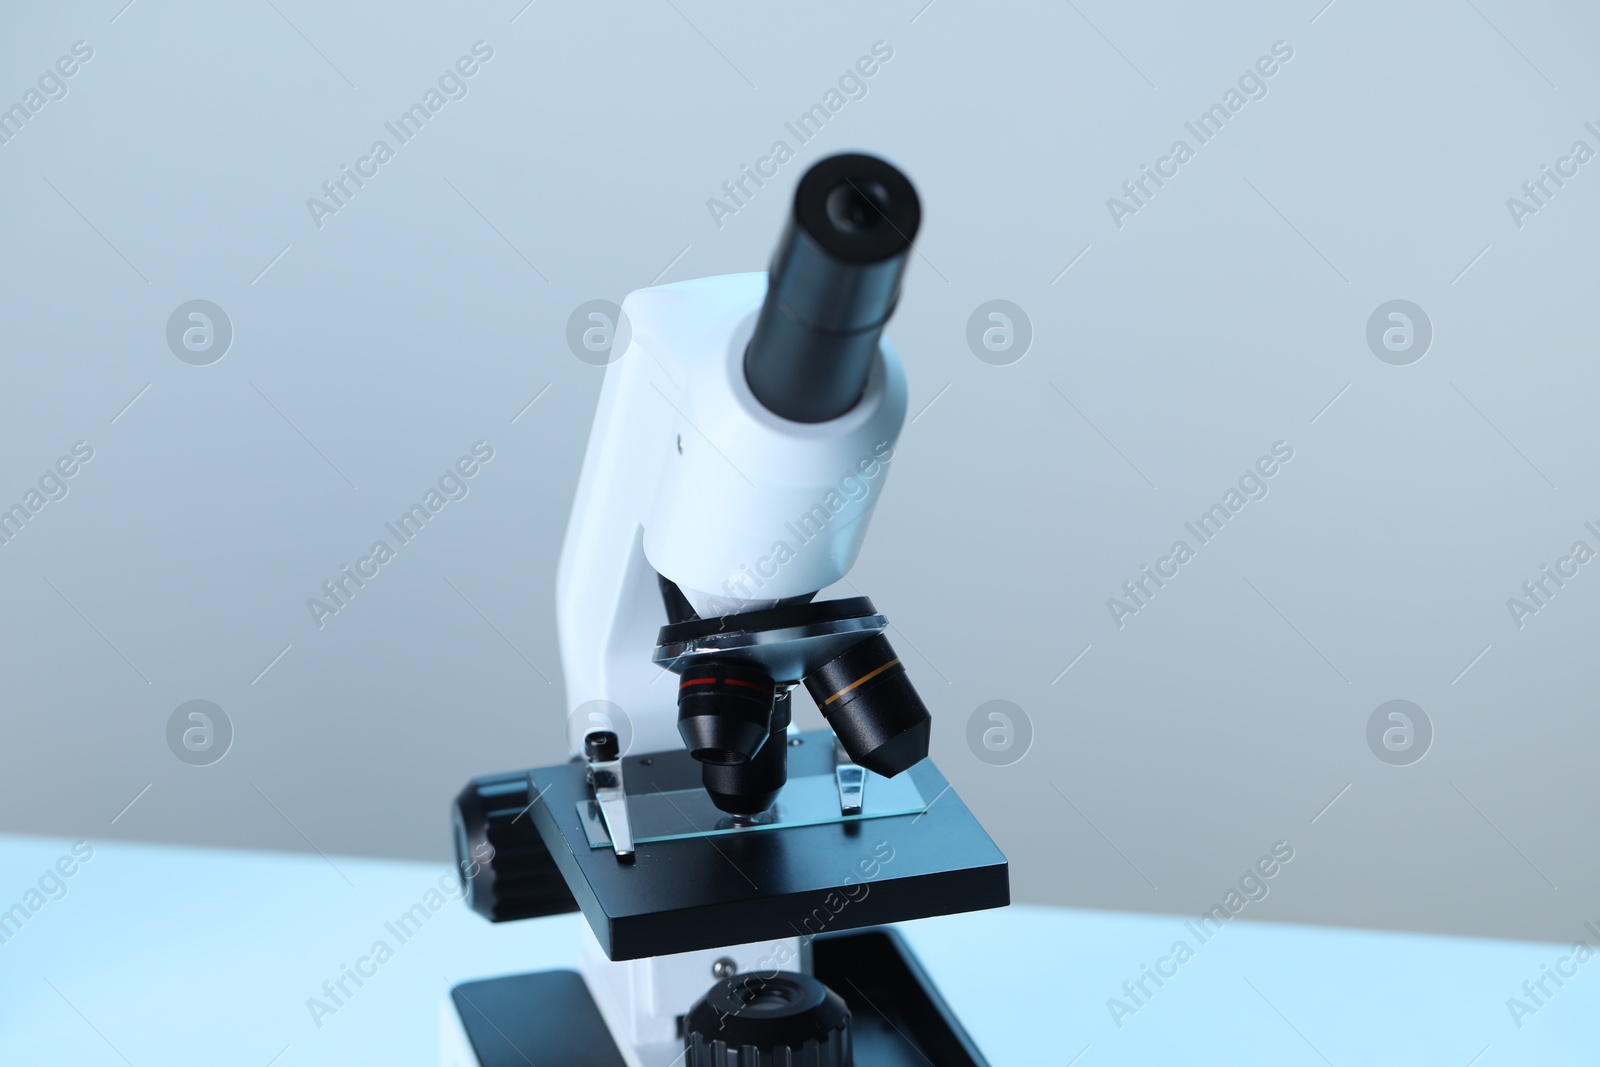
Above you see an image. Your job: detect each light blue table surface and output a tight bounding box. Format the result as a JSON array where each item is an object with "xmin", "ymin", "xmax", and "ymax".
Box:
[{"xmin": 0, "ymin": 835, "xmax": 1591, "ymax": 1065}]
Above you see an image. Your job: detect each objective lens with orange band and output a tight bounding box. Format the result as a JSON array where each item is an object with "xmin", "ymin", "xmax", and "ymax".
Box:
[{"xmin": 803, "ymin": 633, "xmax": 930, "ymax": 778}]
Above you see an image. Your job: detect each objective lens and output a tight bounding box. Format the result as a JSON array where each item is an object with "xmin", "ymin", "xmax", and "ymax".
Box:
[
  {"xmin": 699, "ymin": 690, "xmax": 791, "ymax": 816},
  {"xmin": 677, "ymin": 660, "xmax": 776, "ymax": 765},
  {"xmin": 803, "ymin": 633, "xmax": 930, "ymax": 778}
]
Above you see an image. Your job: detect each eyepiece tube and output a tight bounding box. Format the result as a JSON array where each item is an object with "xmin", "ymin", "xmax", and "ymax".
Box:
[{"xmin": 744, "ymin": 154, "xmax": 921, "ymax": 424}]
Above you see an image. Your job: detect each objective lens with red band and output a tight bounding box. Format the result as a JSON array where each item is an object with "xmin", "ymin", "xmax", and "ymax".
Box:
[{"xmin": 676, "ymin": 660, "xmax": 776, "ymax": 766}]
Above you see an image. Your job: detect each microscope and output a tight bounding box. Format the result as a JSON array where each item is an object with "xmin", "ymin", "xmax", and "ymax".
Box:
[{"xmin": 447, "ymin": 154, "xmax": 1009, "ymax": 1066}]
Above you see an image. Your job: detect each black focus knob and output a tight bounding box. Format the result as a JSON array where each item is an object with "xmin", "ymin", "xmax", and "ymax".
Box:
[
  {"xmin": 685, "ymin": 972, "xmax": 852, "ymax": 1067},
  {"xmin": 452, "ymin": 771, "xmax": 578, "ymax": 923}
]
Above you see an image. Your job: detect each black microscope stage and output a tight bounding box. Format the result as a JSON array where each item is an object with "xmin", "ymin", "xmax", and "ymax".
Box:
[{"xmin": 525, "ymin": 728, "xmax": 1009, "ymax": 961}]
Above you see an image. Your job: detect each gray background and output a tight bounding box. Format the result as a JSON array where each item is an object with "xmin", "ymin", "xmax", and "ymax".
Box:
[{"xmin": 2, "ymin": 0, "xmax": 1595, "ymax": 947}]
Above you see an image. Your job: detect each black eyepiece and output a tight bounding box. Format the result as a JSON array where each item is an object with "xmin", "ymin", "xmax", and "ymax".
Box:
[
  {"xmin": 745, "ymin": 153, "xmax": 921, "ymax": 424},
  {"xmin": 825, "ymin": 179, "xmax": 892, "ymax": 234}
]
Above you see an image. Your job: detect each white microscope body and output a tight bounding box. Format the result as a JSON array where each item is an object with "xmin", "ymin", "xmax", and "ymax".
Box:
[{"xmin": 445, "ymin": 154, "xmax": 1002, "ymax": 1067}]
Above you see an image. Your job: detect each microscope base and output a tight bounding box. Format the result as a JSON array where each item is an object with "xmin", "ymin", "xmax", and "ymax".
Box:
[
  {"xmin": 446, "ymin": 969, "xmax": 623, "ymax": 1067},
  {"xmin": 443, "ymin": 929, "xmax": 988, "ymax": 1067}
]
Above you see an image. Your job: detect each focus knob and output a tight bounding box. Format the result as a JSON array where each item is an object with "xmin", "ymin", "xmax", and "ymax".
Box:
[
  {"xmin": 452, "ymin": 771, "xmax": 578, "ymax": 923},
  {"xmin": 685, "ymin": 972, "xmax": 852, "ymax": 1067}
]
